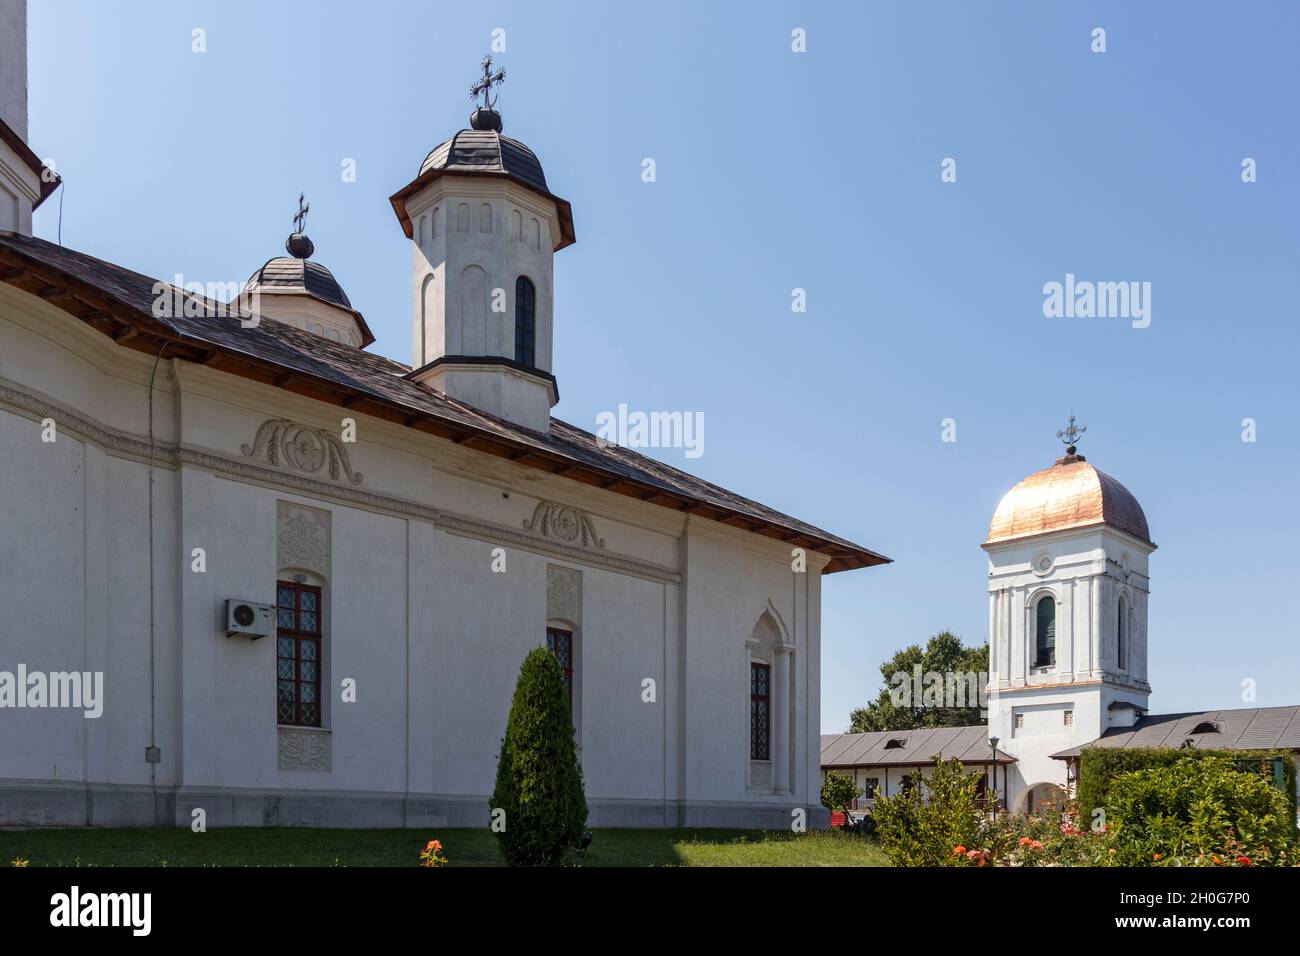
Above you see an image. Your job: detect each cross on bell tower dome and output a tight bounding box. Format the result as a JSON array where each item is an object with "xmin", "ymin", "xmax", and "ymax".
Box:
[{"xmin": 388, "ymin": 58, "xmax": 576, "ymax": 433}]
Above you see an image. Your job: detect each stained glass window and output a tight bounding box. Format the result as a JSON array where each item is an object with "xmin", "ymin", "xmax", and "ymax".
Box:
[
  {"xmin": 545, "ymin": 627, "xmax": 573, "ymax": 709},
  {"xmin": 276, "ymin": 580, "xmax": 322, "ymax": 727},
  {"xmin": 750, "ymin": 662, "xmax": 770, "ymax": 760},
  {"xmin": 514, "ymin": 276, "xmax": 536, "ymax": 368}
]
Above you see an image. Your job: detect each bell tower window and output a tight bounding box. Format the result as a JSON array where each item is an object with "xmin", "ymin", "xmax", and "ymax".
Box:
[
  {"xmin": 1117, "ymin": 596, "xmax": 1128, "ymax": 670},
  {"xmin": 1034, "ymin": 595, "xmax": 1056, "ymax": 669}
]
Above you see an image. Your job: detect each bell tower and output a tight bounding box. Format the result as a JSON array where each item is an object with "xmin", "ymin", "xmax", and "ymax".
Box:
[
  {"xmin": 388, "ymin": 57, "xmax": 575, "ymax": 433},
  {"xmin": 982, "ymin": 418, "xmax": 1156, "ymax": 807}
]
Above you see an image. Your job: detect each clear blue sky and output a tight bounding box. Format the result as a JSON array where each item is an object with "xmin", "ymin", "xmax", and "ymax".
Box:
[{"xmin": 28, "ymin": 1, "xmax": 1300, "ymax": 729}]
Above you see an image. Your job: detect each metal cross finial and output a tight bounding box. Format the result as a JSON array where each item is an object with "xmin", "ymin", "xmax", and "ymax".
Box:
[
  {"xmin": 1056, "ymin": 413, "xmax": 1086, "ymax": 449},
  {"xmin": 470, "ymin": 55, "xmax": 507, "ymax": 109},
  {"xmin": 293, "ymin": 193, "xmax": 310, "ymax": 234}
]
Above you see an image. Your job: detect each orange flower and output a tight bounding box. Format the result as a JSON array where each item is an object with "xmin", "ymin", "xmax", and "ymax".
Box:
[
  {"xmin": 430, "ymin": 840, "xmax": 442, "ymax": 851},
  {"xmin": 1152, "ymin": 853, "xmax": 1161, "ymax": 860},
  {"xmin": 953, "ymin": 845, "xmax": 967, "ymax": 855}
]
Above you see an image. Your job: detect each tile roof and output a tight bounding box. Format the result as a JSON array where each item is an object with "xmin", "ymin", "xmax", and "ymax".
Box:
[
  {"xmin": 1049, "ymin": 706, "xmax": 1300, "ymax": 759},
  {"xmin": 0, "ymin": 231, "xmax": 889, "ymax": 573},
  {"xmin": 821, "ymin": 725, "xmax": 1015, "ymax": 767}
]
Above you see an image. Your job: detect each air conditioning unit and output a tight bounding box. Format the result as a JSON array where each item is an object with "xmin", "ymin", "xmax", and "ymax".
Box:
[{"xmin": 225, "ymin": 599, "xmax": 274, "ymax": 640}]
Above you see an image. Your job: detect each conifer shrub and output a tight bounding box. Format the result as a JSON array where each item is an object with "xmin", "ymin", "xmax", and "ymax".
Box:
[{"xmin": 490, "ymin": 647, "xmax": 588, "ymax": 866}]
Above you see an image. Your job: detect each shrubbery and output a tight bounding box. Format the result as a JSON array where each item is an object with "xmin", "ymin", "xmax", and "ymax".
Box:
[
  {"xmin": 820, "ymin": 771, "xmax": 861, "ymax": 814},
  {"xmin": 872, "ymin": 757, "xmax": 983, "ymax": 866},
  {"xmin": 490, "ymin": 647, "xmax": 588, "ymax": 866},
  {"xmin": 1105, "ymin": 754, "xmax": 1293, "ymax": 866},
  {"xmin": 1077, "ymin": 747, "xmax": 1296, "ymax": 824},
  {"xmin": 870, "ymin": 753, "xmax": 1296, "ymax": 867}
]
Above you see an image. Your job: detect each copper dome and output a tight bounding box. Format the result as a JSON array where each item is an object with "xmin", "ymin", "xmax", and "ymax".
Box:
[{"xmin": 984, "ymin": 455, "xmax": 1152, "ymax": 547}]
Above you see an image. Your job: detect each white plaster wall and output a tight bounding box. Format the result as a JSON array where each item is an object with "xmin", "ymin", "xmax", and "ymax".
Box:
[
  {"xmin": 0, "ymin": 0, "xmax": 27, "ymax": 142},
  {"xmin": 0, "ymin": 290, "xmax": 832, "ymax": 828}
]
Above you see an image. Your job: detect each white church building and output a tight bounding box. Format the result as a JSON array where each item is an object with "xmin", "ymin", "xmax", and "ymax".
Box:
[
  {"xmin": 0, "ymin": 6, "xmax": 889, "ymax": 829},
  {"xmin": 823, "ymin": 434, "xmax": 1300, "ymax": 814}
]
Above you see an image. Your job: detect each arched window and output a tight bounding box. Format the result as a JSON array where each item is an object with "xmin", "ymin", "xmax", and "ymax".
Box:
[
  {"xmin": 1034, "ymin": 595, "xmax": 1056, "ymax": 668},
  {"xmin": 514, "ymin": 276, "xmax": 536, "ymax": 368},
  {"xmin": 1117, "ymin": 597, "xmax": 1128, "ymax": 670}
]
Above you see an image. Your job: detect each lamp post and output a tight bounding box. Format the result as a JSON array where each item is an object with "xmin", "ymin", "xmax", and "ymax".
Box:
[{"xmin": 988, "ymin": 736, "xmax": 1000, "ymax": 818}]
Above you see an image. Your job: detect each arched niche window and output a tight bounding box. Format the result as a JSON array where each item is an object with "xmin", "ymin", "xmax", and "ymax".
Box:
[
  {"xmin": 514, "ymin": 276, "xmax": 536, "ymax": 368},
  {"xmin": 1117, "ymin": 596, "xmax": 1128, "ymax": 670},
  {"xmin": 1034, "ymin": 595, "xmax": 1056, "ymax": 669}
]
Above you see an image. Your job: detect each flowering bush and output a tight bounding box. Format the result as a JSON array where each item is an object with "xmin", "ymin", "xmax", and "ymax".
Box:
[
  {"xmin": 419, "ymin": 839, "xmax": 448, "ymax": 867},
  {"xmin": 872, "ymin": 756, "xmax": 983, "ymax": 866}
]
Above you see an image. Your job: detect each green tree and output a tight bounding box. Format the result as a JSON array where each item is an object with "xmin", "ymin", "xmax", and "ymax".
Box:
[
  {"xmin": 490, "ymin": 647, "xmax": 588, "ymax": 866},
  {"xmin": 820, "ymin": 770, "xmax": 862, "ymax": 813},
  {"xmin": 849, "ymin": 631, "xmax": 988, "ymax": 733}
]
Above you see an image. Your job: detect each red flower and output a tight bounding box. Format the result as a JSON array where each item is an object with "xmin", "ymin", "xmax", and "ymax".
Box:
[
  {"xmin": 1236, "ymin": 856, "xmax": 1252, "ymax": 866},
  {"xmin": 1152, "ymin": 853, "xmax": 1161, "ymax": 861}
]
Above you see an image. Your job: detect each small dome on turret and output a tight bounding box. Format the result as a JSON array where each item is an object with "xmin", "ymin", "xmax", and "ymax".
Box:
[{"xmin": 244, "ymin": 197, "xmax": 375, "ymax": 347}]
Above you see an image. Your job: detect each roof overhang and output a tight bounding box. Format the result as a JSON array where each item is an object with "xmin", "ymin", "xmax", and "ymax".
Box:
[
  {"xmin": 0, "ymin": 237, "xmax": 888, "ymax": 574},
  {"xmin": 388, "ymin": 168, "xmax": 576, "ymax": 251},
  {"xmin": 0, "ymin": 116, "xmax": 60, "ymax": 209}
]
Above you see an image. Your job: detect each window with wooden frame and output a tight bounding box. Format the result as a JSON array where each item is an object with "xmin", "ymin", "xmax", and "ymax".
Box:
[
  {"xmin": 276, "ymin": 581, "xmax": 322, "ymax": 727},
  {"xmin": 545, "ymin": 627, "xmax": 574, "ymax": 709},
  {"xmin": 750, "ymin": 661, "xmax": 771, "ymax": 760}
]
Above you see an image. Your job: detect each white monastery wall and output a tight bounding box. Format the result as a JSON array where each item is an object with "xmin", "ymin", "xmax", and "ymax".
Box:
[{"xmin": 0, "ymin": 291, "xmax": 827, "ymax": 829}]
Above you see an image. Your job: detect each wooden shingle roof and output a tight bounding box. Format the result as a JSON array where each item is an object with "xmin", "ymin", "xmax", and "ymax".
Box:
[{"xmin": 0, "ymin": 231, "xmax": 890, "ymax": 573}]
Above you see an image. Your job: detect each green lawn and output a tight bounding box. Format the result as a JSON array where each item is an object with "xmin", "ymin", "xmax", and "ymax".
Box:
[{"xmin": 0, "ymin": 826, "xmax": 888, "ymax": 867}]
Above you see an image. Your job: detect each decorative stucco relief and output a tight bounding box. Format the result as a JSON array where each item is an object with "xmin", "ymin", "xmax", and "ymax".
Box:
[
  {"xmin": 242, "ymin": 418, "xmax": 364, "ymax": 485},
  {"xmin": 547, "ymin": 565, "xmax": 582, "ymax": 626},
  {"xmin": 277, "ymin": 501, "xmax": 330, "ymax": 577},
  {"xmin": 277, "ymin": 727, "xmax": 331, "ymax": 772},
  {"xmin": 524, "ymin": 500, "xmax": 604, "ymax": 549}
]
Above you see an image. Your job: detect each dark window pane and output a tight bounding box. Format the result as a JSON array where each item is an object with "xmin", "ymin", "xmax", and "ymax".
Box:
[
  {"xmin": 278, "ymin": 587, "xmax": 296, "ymax": 608},
  {"xmin": 300, "ymin": 641, "xmax": 316, "ymax": 661},
  {"xmin": 277, "ymin": 659, "xmax": 295, "ymax": 680},
  {"xmin": 277, "ymin": 637, "xmax": 295, "ymax": 658}
]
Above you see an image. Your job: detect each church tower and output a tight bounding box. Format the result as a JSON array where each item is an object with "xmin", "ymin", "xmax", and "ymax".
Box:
[
  {"xmin": 388, "ymin": 57, "xmax": 575, "ymax": 433},
  {"xmin": 982, "ymin": 418, "xmax": 1155, "ymax": 810}
]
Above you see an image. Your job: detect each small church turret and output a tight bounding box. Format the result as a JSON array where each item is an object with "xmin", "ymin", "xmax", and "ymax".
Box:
[
  {"xmin": 982, "ymin": 417, "xmax": 1156, "ymax": 810},
  {"xmin": 244, "ymin": 195, "xmax": 375, "ymax": 348},
  {"xmin": 389, "ymin": 56, "xmax": 575, "ymax": 433}
]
